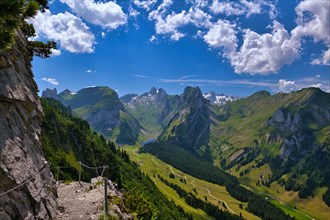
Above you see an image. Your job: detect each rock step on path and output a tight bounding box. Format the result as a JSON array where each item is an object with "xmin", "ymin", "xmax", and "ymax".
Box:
[{"xmin": 56, "ymin": 177, "xmax": 132, "ymax": 220}]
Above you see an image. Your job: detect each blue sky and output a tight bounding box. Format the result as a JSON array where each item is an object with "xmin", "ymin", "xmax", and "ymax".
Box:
[{"xmin": 30, "ymin": 0, "xmax": 330, "ymax": 97}]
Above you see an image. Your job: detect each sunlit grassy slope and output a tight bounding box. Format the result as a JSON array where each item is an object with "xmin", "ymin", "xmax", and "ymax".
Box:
[
  {"xmin": 124, "ymin": 145, "xmax": 260, "ymax": 220},
  {"xmin": 229, "ymin": 161, "xmax": 330, "ymax": 220}
]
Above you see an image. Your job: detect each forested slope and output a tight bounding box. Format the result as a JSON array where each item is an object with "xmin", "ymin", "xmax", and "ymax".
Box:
[{"xmin": 40, "ymin": 98, "xmax": 191, "ymax": 219}]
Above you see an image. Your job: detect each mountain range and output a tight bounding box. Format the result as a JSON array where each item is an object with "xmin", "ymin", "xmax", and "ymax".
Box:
[
  {"xmin": 43, "ymin": 87, "xmax": 142, "ymax": 144},
  {"xmin": 42, "ymin": 86, "xmax": 330, "ymax": 214}
]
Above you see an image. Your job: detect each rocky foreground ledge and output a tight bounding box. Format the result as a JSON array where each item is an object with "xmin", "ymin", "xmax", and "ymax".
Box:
[{"xmin": 56, "ymin": 177, "xmax": 132, "ymax": 220}]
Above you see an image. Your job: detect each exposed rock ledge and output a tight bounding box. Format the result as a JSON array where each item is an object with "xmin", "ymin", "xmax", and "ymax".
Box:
[
  {"xmin": 0, "ymin": 32, "xmax": 57, "ymax": 219},
  {"xmin": 56, "ymin": 177, "xmax": 132, "ymax": 220}
]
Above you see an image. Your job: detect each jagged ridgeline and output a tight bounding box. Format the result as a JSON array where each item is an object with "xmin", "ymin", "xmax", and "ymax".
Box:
[
  {"xmin": 121, "ymin": 87, "xmax": 181, "ymax": 136},
  {"xmin": 141, "ymin": 87, "xmax": 330, "ymax": 218},
  {"xmin": 40, "ymin": 98, "xmax": 191, "ymax": 219}
]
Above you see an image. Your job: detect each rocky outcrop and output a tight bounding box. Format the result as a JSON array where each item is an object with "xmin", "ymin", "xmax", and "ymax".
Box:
[
  {"xmin": 280, "ymin": 131, "xmax": 315, "ymax": 161},
  {"xmin": 269, "ymin": 108, "xmax": 302, "ymax": 131},
  {"xmin": 56, "ymin": 177, "xmax": 132, "ymax": 220},
  {"xmin": 0, "ymin": 33, "xmax": 57, "ymax": 219},
  {"xmin": 42, "ymin": 88, "xmax": 58, "ymax": 100}
]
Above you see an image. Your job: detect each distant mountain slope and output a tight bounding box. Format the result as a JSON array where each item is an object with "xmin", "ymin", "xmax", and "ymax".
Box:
[
  {"xmin": 122, "ymin": 87, "xmax": 180, "ymax": 137},
  {"xmin": 40, "ymin": 98, "xmax": 191, "ymax": 219},
  {"xmin": 146, "ymin": 87, "xmax": 330, "ymax": 209},
  {"xmin": 211, "ymin": 88, "xmax": 330, "ymax": 156},
  {"xmin": 210, "ymin": 88, "xmax": 330, "ymax": 206},
  {"xmin": 42, "ymin": 86, "xmax": 142, "ymax": 145}
]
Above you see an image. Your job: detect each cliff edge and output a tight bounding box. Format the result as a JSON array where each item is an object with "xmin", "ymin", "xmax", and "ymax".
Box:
[{"xmin": 0, "ymin": 32, "xmax": 57, "ymax": 219}]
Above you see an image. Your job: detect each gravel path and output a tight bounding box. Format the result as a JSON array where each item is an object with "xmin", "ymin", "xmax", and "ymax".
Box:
[{"xmin": 55, "ymin": 180, "xmax": 104, "ymax": 220}]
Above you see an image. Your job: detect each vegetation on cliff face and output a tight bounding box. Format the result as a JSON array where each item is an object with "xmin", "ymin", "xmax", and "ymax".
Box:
[
  {"xmin": 40, "ymin": 98, "xmax": 190, "ymax": 219},
  {"xmin": 0, "ymin": 0, "xmax": 55, "ymax": 57}
]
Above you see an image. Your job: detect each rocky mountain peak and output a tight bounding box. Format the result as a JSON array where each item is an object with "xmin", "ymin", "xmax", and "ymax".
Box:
[
  {"xmin": 182, "ymin": 86, "xmax": 204, "ymax": 103},
  {"xmin": 149, "ymin": 87, "xmax": 167, "ymax": 96},
  {"xmin": 60, "ymin": 89, "xmax": 72, "ymax": 96},
  {"xmin": 42, "ymin": 88, "xmax": 58, "ymax": 99},
  {"xmin": 149, "ymin": 87, "xmax": 158, "ymax": 95},
  {"xmin": 251, "ymin": 90, "xmax": 271, "ymax": 99}
]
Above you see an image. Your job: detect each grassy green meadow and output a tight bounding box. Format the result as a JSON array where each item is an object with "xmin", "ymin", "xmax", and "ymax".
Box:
[{"xmin": 124, "ymin": 145, "xmax": 260, "ymax": 220}]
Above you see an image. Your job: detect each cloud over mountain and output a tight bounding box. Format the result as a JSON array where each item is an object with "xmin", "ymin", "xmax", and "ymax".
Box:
[
  {"xmin": 60, "ymin": 0, "xmax": 127, "ymax": 30},
  {"xmin": 29, "ymin": 10, "xmax": 95, "ymax": 53}
]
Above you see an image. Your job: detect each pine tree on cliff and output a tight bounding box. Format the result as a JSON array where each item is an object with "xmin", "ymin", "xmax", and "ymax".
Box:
[{"xmin": 0, "ymin": 0, "xmax": 56, "ymax": 57}]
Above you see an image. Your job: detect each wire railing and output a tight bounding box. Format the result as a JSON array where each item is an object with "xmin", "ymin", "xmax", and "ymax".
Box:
[
  {"xmin": 0, "ymin": 160, "xmax": 111, "ymax": 217},
  {"xmin": 0, "ymin": 161, "xmax": 48, "ymax": 197}
]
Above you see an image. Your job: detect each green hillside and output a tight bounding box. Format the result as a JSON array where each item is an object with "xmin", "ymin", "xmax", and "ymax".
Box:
[
  {"xmin": 57, "ymin": 86, "xmax": 142, "ymax": 145},
  {"xmin": 40, "ymin": 98, "xmax": 191, "ymax": 219},
  {"xmin": 43, "ymin": 86, "xmax": 330, "ymax": 218},
  {"xmin": 143, "ymin": 87, "xmax": 330, "ymax": 218}
]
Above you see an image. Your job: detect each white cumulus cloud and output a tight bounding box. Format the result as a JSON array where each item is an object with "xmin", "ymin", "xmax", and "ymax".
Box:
[
  {"xmin": 293, "ymin": 0, "xmax": 330, "ymax": 44},
  {"xmin": 210, "ymin": 0, "xmax": 277, "ymax": 19},
  {"xmin": 42, "ymin": 77, "xmax": 59, "ymax": 85},
  {"xmin": 149, "ymin": 0, "xmax": 211, "ymax": 41},
  {"xmin": 203, "ymin": 19, "xmax": 237, "ymax": 52},
  {"xmin": 278, "ymin": 79, "xmax": 297, "ymax": 93},
  {"xmin": 29, "ymin": 10, "xmax": 95, "ymax": 53},
  {"xmin": 60, "ymin": 0, "xmax": 127, "ymax": 30},
  {"xmin": 228, "ymin": 21, "xmax": 300, "ymax": 74}
]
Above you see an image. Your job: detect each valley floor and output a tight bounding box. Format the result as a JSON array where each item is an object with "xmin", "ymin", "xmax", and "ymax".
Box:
[
  {"xmin": 125, "ymin": 145, "xmax": 330, "ymax": 220},
  {"xmin": 125, "ymin": 145, "xmax": 260, "ymax": 220}
]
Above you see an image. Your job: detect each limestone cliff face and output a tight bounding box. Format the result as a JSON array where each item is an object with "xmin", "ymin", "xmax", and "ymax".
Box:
[
  {"xmin": 269, "ymin": 108, "xmax": 302, "ymax": 131},
  {"xmin": 159, "ymin": 86, "xmax": 210, "ymax": 155},
  {"xmin": 0, "ymin": 33, "xmax": 57, "ymax": 219}
]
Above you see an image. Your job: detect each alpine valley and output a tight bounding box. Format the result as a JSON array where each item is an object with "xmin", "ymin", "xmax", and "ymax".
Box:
[
  {"xmin": 2, "ymin": 1, "xmax": 330, "ymax": 219},
  {"xmin": 42, "ymin": 85, "xmax": 330, "ymax": 220}
]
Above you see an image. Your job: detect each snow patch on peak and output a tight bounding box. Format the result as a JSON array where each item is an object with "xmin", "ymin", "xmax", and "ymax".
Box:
[{"xmin": 203, "ymin": 92, "xmax": 238, "ymax": 105}]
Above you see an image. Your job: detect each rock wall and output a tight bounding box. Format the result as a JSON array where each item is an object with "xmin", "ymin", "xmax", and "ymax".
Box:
[{"xmin": 0, "ymin": 33, "xmax": 57, "ymax": 219}]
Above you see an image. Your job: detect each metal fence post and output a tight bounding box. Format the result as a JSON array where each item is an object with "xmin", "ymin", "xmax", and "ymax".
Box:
[
  {"xmin": 78, "ymin": 161, "xmax": 81, "ymax": 185},
  {"xmin": 104, "ymin": 177, "xmax": 108, "ymax": 219}
]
